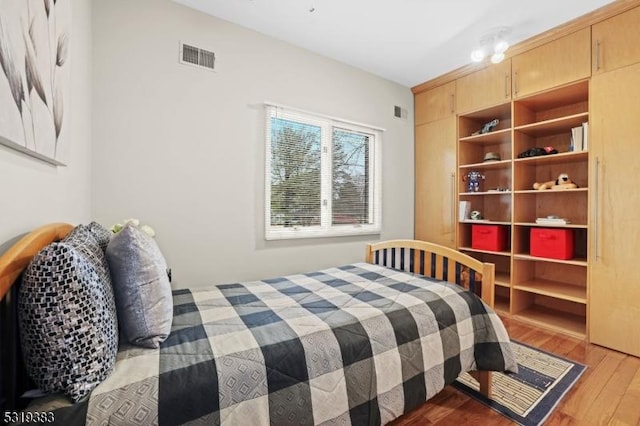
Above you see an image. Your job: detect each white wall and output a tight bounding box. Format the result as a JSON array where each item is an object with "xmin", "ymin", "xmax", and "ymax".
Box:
[
  {"xmin": 92, "ymin": 0, "xmax": 414, "ymax": 288},
  {"xmin": 0, "ymin": 0, "xmax": 92, "ymax": 251}
]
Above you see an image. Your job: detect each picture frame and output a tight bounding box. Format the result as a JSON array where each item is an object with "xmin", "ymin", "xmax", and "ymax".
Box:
[{"xmin": 0, "ymin": 0, "xmax": 71, "ymax": 166}]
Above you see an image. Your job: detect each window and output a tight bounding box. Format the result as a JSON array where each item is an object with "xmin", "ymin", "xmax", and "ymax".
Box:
[{"xmin": 265, "ymin": 104, "xmax": 382, "ymax": 240}]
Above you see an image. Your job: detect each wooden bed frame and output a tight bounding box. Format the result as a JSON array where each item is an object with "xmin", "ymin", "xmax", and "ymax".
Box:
[{"xmin": 0, "ymin": 225, "xmax": 495, "ymax": 412}]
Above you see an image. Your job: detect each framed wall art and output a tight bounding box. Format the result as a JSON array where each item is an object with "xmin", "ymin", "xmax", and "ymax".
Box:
[{"xmin": 0, "ymin": 0, "xmax": 71, "ymax": 166}]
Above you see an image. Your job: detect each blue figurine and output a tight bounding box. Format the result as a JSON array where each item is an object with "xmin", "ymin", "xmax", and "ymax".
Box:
[{"xmin": 464, "ymin": 170, "xmax": 485, "ymax": 192}]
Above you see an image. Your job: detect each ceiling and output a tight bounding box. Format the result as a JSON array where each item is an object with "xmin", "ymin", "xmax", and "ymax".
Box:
[{"xmin": 172, "ymin": 0, "xmax": 615, "ymax": 88}]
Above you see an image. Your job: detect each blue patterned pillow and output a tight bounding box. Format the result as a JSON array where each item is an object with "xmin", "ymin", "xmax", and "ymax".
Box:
[
  {"xmin": 106, "ymin": 224, "xmax": 173, "ymax": 348},
  {"xmin": 18, "ymin": 225, "xmax": 119, "ymax": 402}
]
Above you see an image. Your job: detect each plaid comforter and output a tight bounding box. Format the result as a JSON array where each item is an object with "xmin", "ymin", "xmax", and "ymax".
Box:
[{"xmin": 45, "ymin": 262, "xmax": 517, "ymax": 425}]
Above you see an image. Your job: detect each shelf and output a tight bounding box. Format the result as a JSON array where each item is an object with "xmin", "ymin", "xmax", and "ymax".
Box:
[
  {"xmin": 460, "ymin": 246, "xmax": 511, "ymax": 257},
  {"xmin": 459, "ymin": 159, "xmax": 511, "ymax": 170},
  {"xmin": 514, "ymin": 222, "xmax": 588, "ymax": 229},
  {"xmin": 460, "ymin": 220, "xmax": 511, "ymax": 225},
  {"xmin": 459, "ymin": 192, "xmax": 511, "ymax": 197},
  {"xmin": 495, "ymin": 272, "xmax": 511, "ymax": 287},
  {"xmin": 513, "ymin": 253, "xmax": 588, "ymax": 267},
  {"xmin": 514, "ymin": 188, "xmax": 588, "ymax": 194},
  {"xmin": 514, "ymin": 305, "xmax": 586, "ymax": 338},
  {"xmin": 459, "ymin": 128, "xmax": 511, "ymax": 145},
  {"xmin": 514, "ymin": 150, "xmax": 588, "ymax": 165},
  {"xmin": 515, "ymin": 80, "xmax": 589, "ymax": 112},
  {"xmin": 494, "ymin": 296, "xmax": 510, "ymax": 314},
  {"xmin": 513, "ymin": 278, "xmax": 586, "ymax": 304},
  {"xmin": 459, "ymin": 102, "xmax": 512, "ymax": 123},
  {"xmin": 514, "ymin": 112, "xmax": 588, "ymax": 137},
  {"xmin": 513, "ymin": 190, "xmax": 588, "ymax": 224}
]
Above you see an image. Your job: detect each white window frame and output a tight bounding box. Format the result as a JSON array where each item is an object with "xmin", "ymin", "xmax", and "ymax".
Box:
[{"xmin": 265, "ymin": 103, "xmax": 382, "ymax": 240}]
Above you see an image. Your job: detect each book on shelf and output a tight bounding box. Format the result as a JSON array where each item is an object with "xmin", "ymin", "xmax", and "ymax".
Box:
[
  {"xmin": 459, "ymin": 201, "xmax": 471, "ymax": 221},
  {"xmin": 582, "ymin": 121, "xmax": 589, "ymax": 151},
  {"xmin": 570, "ymin": 126, "xmax": 583, "ymax": 151},
  {"xmin": 536, "ymin": 217, "xmax": 571, "ymax": 225}
]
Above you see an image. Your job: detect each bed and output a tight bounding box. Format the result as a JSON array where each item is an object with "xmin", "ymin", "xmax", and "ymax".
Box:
[{"xmin": 0, "ymin": 223, "xmax": 517, "ymax": 425}]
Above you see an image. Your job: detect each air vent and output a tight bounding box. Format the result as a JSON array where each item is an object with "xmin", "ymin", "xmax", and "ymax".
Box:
[
  {"xmin": 179, "ymin": 42, "xmax": 215, "ymax": 71},
  {"xmin": 394, "ymin": 105, "xmax": 408, "ymax": 119}
]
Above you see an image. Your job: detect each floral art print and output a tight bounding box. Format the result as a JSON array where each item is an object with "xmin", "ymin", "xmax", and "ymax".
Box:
[{"xmin": 0, "ymin": 0, "xmax": 70, "ymax": 165}]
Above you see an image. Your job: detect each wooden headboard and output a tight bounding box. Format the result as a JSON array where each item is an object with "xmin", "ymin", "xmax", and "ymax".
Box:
[
  {"xmin": 0, "ymin": 223, "xmax": 73, "ymax": 411},
  {"xmin": 0, "ymin": 223, "xmax": 74, "ymax": 300}
]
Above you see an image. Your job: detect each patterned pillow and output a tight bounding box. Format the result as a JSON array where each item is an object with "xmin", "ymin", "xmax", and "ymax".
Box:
[
  {"xmin": 18, "ymin": 225, "xmax": 119, "ymax": 402},
  {"xmin": 106, "ymin": 224, "xmax": 173, "ymax": 348},
  {"xmin": 86, "ymin": 221, "xmax": 113, "ymax": 252},
  {"xmin": 65, "ymin": 224, "xmax": 109, "ymax": 264}
]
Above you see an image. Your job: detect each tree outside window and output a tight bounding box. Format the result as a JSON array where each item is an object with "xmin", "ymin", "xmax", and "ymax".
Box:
[{"xmin": 265, "ymin": 105, "xmax": 381, "ymax": 240}]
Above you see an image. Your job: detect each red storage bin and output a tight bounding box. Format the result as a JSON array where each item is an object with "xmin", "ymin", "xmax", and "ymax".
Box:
[
  {"xmin": 472, "ymin": 225, "xmax": 508, "ymax": 251},
  {"xmin": 530, "ymin": 228, "xmax": 574, "ymax": 260}
]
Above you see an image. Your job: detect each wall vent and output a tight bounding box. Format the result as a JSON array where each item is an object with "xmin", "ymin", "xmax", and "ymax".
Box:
[
  {"xmin": 179, "ymin": 42, "xmax": 216, "ymax": 71},
  {"xmin": 394, "ymin": 105, "xmax": 408, "ymax": 119}
]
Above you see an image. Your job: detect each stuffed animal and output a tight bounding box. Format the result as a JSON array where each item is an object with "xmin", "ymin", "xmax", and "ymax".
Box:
[{"xmin": 533, "ymin": 173, "xmax": 578, "ymax": 190}]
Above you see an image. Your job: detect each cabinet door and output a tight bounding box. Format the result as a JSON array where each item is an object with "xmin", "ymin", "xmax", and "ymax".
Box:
[
  {"xmin": 456, "ymin": 60, "xmax": 511, "ymax": 114},
  {"xmin": 512, "ymin": 28, "xmax": 591, "ymax": 98},
  {"xmin": 415, "ymin": 81, "xmax": 456, "ymax": 125},
  {"xmin": 415, "ymin": 117, "xmax": 456, "ymax": 247},
  {"xmin": 589, "ymin": 63, "xmax": 640, "ymax": 357},
  {"xmin": 592, "ymin": 6, "xmax": 640, "ymax": 74}
]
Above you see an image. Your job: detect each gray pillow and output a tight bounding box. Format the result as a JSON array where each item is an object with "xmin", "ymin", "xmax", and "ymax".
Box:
[
  {"xmin": 106, "ymin": 224, "xmax": 173, "ymax": 348},
  {"xmin": 19, "ymin": 225, "xmax": 119, "ymax": 402}
]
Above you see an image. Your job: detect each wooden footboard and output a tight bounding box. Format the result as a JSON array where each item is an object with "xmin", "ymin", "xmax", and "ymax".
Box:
[{"xmin": 365, "ymin": 239, "xmax": 495, "ymax": 398}]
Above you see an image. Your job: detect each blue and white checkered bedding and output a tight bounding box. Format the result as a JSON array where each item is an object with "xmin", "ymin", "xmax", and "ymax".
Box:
[{"xmin": 48, "ymin": 262, "xmax": 517, "ymax": 425}]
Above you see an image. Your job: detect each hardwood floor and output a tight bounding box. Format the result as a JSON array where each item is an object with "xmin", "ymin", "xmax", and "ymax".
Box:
[{"xmin": 391, "ymin": 316, "xmax": 640, "ymax": 425}]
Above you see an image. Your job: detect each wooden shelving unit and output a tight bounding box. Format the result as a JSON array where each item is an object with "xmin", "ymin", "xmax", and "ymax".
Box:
[
  {"xmin": 456, "ymin": 81, "xmax": 590, "ymax": 338},
  {"xmin": 415, "ymin": 3, "xmax": 640, "ymax": 357}
]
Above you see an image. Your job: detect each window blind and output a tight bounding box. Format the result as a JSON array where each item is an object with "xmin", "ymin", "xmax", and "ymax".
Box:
[{"xmin": 264, "ymin": 104, "xmax": 382, "ymax": 240}]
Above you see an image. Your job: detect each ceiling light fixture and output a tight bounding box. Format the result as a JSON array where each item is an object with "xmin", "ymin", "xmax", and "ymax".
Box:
[{"xmin": 471, "ymin": 27, "xmax": 511, "ymax": 64}]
